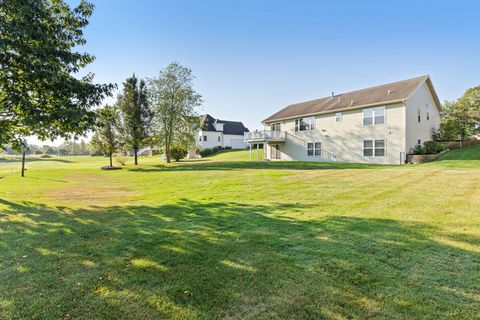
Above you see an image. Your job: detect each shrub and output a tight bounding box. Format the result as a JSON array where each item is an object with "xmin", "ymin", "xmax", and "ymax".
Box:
[
  {"xmin": 423, "ymin": 141, "xmax": 446, "ymax": 155},
  {"xmin": 212, "ymin": 146, "xmax": 219, "ymax": 153},
  {"xmin": 225, "ymin": 146, "xmax": 232, "ymax": 150},
  {"xmin": 436, "ymin": 143, "xmax": 446, "ymax": 153},
  {"xmin": 170, "ymin": 146, "xmax": 187, "ymax": 161},
  {"xmin": 40, "ymin": 154, "xmax": 52, "ymax": 158},
  {"xmin": 412, "ymin": 144, "xmax": 426, "ymax": 155},
  {"xmin": 114, "ymin": 153, "xmax": 128, "ymax": 166},
  {"xmin": 199, "ymin": 148, "xmax": 213, "ymax": 157}
]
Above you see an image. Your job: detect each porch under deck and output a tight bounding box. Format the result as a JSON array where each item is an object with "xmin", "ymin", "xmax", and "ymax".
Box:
[{"xmin": 244, "ymin": 130, "xmax": 286, "ymax": 161}]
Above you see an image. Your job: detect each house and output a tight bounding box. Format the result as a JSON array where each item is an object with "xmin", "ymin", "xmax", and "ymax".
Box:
[
  {"xmin": 198, "ymin": 114, "xmax": 249, "ymax": 149},
  {"xmin": 245, "ymin": 75, "xmax": 442, "ymax": 164}
]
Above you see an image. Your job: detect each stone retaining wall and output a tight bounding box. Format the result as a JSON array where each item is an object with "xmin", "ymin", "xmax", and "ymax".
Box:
[{"xmin": 406, "ymin": 150, "xmax": 449, "ymax": 164}]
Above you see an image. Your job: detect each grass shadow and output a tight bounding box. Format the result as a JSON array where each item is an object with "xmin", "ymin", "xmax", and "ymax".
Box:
[
  {"xmin": 128, "ymin": 160, "xmax": 391, "ymax": 173},
  {"xmin": 0, "ymin": 198, "xmax": 477, "ymax": 319}
]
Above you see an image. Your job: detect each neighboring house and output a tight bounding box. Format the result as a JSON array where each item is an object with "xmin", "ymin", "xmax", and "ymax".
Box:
[
  {"xmin": 245, "ymin": 75, "xmax": 442, "ymax": 164},
  {"xmin": 198, "ymin": 114, "xmax": 249, "ymax": 149}
]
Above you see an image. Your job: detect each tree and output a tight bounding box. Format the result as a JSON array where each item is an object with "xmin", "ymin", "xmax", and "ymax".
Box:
[
  {"xmin": 0, "ymin": 0, "xmax": 114, "ymax": 174},
  {"xmin": 439, "ymin": 86, "xmax": 480, "ymax": 142},
  {"xmin": 117, "ymin": 75, "xmax": 152, "ymax": 165},
  {"xmin": 148, "ymin": 63, "xmax": 202, "ymax": 163},
  {"xmin": 91, "ymin": 106, "xmax": 119, "ymax": 168}
]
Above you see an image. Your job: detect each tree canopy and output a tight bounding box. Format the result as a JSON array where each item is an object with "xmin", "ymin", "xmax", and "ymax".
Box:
[
  {"xmin": 439, "ymin": 86, "xmax": 480, "ymax": 141},
  {"xmin": 117, "ymin": 75, "xmax": 152, "ymax": 165},
  {"xmin": 91, "ymin": 106, "xmax": 119, "ymax": 167},
  {"xmin": 148, "ymin": 63, "xmax": 202, "ymax": 163},
  {"xmin": 0, "ymin": 0, "xmax": 114, "ymax": 151}
]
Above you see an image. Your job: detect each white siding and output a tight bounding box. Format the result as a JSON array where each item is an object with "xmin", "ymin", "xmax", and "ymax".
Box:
[
  {"xmin": 404, "ymin": 82, "xmax": 442, "ymax": 153},
  {"xmin": 268, "ymin": 103, "xmax": 405, "ymax": 164}
]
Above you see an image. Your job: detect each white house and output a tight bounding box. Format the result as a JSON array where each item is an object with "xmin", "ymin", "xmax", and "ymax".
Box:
[
  {"xmin": 245, "ymin": 75, "xmax": 442, "ymax": 164},
  {"xmin": 198, "ymin": 114, "xmax": 249, "ymax": 149}
]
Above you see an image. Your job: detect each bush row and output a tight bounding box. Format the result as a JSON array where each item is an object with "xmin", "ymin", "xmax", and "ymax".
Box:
[{"xmin": 412, "ymin": 140, "xmax": 446, "ymax": 155}]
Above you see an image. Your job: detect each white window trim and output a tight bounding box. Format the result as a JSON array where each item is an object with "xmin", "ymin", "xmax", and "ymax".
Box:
[
  {"xmin": 363, "ymin": 139, "xmax": 387, "ymax": 157},
  {"xmin": 363, "ymin": 106, "xmax": 386, "ymax": 126}
]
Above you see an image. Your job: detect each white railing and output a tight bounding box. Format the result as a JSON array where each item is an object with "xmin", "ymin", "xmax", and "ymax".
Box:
[{"xmin": 244, "ymin": 130, "xmax": 287, "ymax": 142}]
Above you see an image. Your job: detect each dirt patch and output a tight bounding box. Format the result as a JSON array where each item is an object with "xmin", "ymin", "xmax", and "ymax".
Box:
[{"xmin": 46, "ymin": 174, "xmax": 136, "ymax": 205}]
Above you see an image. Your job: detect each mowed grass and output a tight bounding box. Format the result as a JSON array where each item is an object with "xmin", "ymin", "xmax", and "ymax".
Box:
[{"xmin": 0, "ymin": 147, "xmax": 479, "ymax": 319}]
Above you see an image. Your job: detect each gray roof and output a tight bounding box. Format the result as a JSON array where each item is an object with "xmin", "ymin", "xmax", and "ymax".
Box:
[
  {"xmin": 263, "ymin": 75, "xmax": 441, "ymax": 123},
  {"xmin": 200, "ymin": 114, "xmax": 249, "ymax": 135}
]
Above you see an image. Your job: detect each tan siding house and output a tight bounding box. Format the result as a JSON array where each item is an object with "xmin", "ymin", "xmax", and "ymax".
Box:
[{"xmin": 245, "ymin": 76, "xmax": 442, "ymax": 164}]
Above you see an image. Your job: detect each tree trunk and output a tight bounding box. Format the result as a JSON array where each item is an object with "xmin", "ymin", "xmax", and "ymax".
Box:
[
  {"xmin": 21, "ymin": 151, "xmax": 26, "ymax": 177},
  {"xmin": 134, "ymin": 148, "xmax": 138, "ymax": 165},
  {"xmin": 109, "ymin": 154, "xmax": 113, "ymax": 167},
  {"xmin": 165, "ymin": 145, "xmax": 171, "ymax": 163}
]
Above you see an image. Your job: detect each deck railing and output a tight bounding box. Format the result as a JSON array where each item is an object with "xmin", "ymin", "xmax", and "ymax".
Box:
[{"xmin": 244, "ymin": 130, "xmax": 286, "ymax": 142}]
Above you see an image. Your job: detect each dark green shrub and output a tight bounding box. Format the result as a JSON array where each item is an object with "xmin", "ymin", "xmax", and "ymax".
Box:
[
  {"xmin": 412, "ymin": 144, "xmax": 426, "ymax": 155},
  {"xmin": 170, "ymin": 146, "xmax": 187, "ymax": 161},
  {"xmin": 436, "ymin": 143, "xmax": 446, "ymax": 153},
  {"xmin": 200, "ymin": 148, "xmax": 213, "ymax": 157},
  {"xmin": 423, "ymin": 141, "xmax": 446, "ymax": 154},
  {"xmin": 225, "ymin": 146, "xmax": 232, "ymax": 150},
  {"xmin": 212, "ymin": 146, "xmax": 219, "ymax": 153}
]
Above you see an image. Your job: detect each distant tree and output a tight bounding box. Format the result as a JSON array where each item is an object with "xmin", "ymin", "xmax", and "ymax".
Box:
[
  {"xmin": 117, "ymin": 75, "xmax": 153, "ymax": 165},
  {"xmin": 0, "ymin": 0, "xmax": 114, "ymax": 175},
  {"xmin": 58, "ymin": 149, "xmax": 69, "ymax": 156},
  {"xmin": 148, "ymin": 63, "xmax": 202, "ymax": 163},
  {"xmin": 91, "ymin": 106, "xmax": 119, "ymax": 168}
]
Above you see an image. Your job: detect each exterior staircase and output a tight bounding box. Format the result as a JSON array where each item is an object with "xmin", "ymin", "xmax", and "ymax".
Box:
[{"xmin": 285, "ymin": 132, "xmax": 345, "ymax": 162}]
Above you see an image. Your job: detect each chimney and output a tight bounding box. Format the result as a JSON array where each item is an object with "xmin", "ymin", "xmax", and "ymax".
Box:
[{"xmin": 331, "ymin": 91, "xmax": 334, "ymax": 98}]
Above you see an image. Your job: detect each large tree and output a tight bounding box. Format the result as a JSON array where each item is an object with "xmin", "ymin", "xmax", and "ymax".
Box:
[
  {"xmin": 0, "ymin": 0, "xmax": 114, "ymax": 151},
  {"xmin": 148, "ymin": 63, "xmax": 202, "ymax": 163},
  {"xmin": 439, "ymin": 86, "xmax": 480, "ymax": 141},
  {"xmin": 117, "ymin": 75, "xmax": 152, "ymax": 165},
  {"xmin": 91, "ymin": 106, "xmax": 119, "ymax": 168}
]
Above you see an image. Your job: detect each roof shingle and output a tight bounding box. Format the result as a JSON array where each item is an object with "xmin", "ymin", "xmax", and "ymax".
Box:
[{"xmin": 263, "ymin": 75, "xmax": 439, "ymax": 123}]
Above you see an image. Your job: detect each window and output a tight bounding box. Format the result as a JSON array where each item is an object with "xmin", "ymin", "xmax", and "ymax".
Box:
[
  {"xmin": 271, "ymin": 123, "xmax": 281, "ymax": 131},
  {"xmin": 203, "ymin": 135, "xmax": 207, "ymax": 141},
  {"xmin": 336, "ymin": 112, "xmax": 342, "ymax": 122},
  {"xmin": 417, "ymin": 139, "xmax": 422, "ymax": 145},
  {"xmin": 363, "ymin": 139, "xmax": 385, "ymax": 157},
  {"xmin": 218, "ymin": 136, "xmax": 221, "ymax": 142},
  {"xmin": 417, "ymin": 108, "xmax": 421, "ymax": 122},
  {"xmin": 427, "ymin": 112, "xmax": 430, "ymax": 121},
  {"xmin": 307, "ymin": 143, "xmax": 314, "ymax": 156},
  {"xmin": 363, "ymin": 140, "xmax": 373, "ymax": 156},
  {"xmin": 374, "ymin": 140, "xmax": 385, "ymax": 156},
  {"xmin": 363, "ymin": 107, "xmax": 385, "ymax": 126},
  {"xmin": 295, "ymin": 117, "xmax": 315, "ymax": 131},
  {"xmin": 307, "ymin": 142, "xmax": 322, "ymax": 156}
]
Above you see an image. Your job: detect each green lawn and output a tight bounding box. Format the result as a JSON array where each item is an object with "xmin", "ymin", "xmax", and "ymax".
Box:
[{"xmin": 1, "ymin": 147, "xmax": 479, "ymax": 319}]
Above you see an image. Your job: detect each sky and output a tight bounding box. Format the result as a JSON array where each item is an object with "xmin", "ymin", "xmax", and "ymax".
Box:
[{"xmin": 30, "ymin": 0, "xmax": 480, "ymax": 145}]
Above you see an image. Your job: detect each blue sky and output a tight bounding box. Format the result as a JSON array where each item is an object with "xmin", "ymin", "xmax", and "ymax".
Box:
[{"xmin": 33, "ymin": 0, "xmax": 480, "ymax": 144}]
